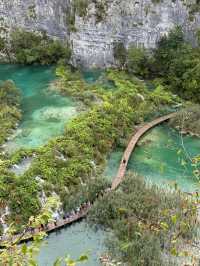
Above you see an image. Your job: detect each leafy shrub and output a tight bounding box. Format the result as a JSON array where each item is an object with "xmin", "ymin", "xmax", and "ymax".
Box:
[
  {"xmin": 10, "ymin": 29, "xmax": 71, "ymax": 65},
  {"xmin": 127, "ymin": 45, "xmax": 151, "ymax": 77},
  {"xmin": 113, "ymin": 42, "xmax": 127, "ymax": 67},
  {"xmin": 0, "ymin": 80, "xmax": 21, "ymax": 144},
  {"xmin": 169, "ymin": 104, "xmax": 200, "ymax": 136},
  {"xmin": 0, "ymin": 68, "xmax": 175, "ymax": 226},
  {"xmin": 152, "ymin": 26, "xmax": 200, "ymax": 102},
  {"xmin": 88, "ymin": 172, "xmax": 198, "ymax": 265}
]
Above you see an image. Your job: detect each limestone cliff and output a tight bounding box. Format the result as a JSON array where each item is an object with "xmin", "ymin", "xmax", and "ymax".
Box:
[
  {"xmin": 0, "ymin": 0, "xmax": 200, "ymax": 67},
  {"xmin": 71, "ymin": 0, "xmax": 200, "ymax": 67},
  {"xmin": 0, "ymin": 0, "xmax": 69, "ymax": 39}
]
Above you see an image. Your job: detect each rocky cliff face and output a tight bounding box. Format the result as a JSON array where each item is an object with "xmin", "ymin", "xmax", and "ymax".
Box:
[
  {"xmin": 71, "ymin": 0, "xmax": 200, "ymax": 67},
  {"xmin": 0, "ymin": 0, "xmax": 200, "ymax": 67},
  {"xmin": 0, "ymin": 0, "xmax": 69, "ymax": 39}
]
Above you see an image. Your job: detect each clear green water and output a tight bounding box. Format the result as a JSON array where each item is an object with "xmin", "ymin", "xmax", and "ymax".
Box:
[
  {"xmin": 83, "ymin": 69, "xmax": 115, "ymax": 89},
  {"xmin": 3, "ymin": 64, "xmax": 199, "ymax": 264},
  {"xmin": 37, "ymin": 221, "xmax": 106, "ymax": 266},
  {"xmin": 0, "ymin": 64, "xmax": 77, "ymax": 152},
  {"xmin": 105, "ymin": 125, "xmax": 200, "ymax": 192},
  {"xmin": 83, "ymin": 69, "xmax": 103, "ymax": 84}
]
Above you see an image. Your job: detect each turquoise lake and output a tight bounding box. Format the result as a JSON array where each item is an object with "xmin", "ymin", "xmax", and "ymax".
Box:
[
  {"xmin": 1, "ymin": 64, "xmax": 199, "ymax": 265},
  {"xmin": 37, "ymin": 221, "xmax": 106, "ymax": 266},
  {"xmin": 105, "ymin": 124, "xmax": 200, "ymax": 192},
  {"xmin": 0, "ymin": 64, "xmax": 77, "ymax": 152},
  {"xmin": 0, "ymin": 64, "xmax": 106, "ymax": 266}
]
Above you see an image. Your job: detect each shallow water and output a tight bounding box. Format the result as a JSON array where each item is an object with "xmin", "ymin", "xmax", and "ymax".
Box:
[
  {"xmin": 105, "ymin": 125, "xmax": 200, "ymax": 192},
  {"xmin": 10, "ymin": 157, "xmax": 33, "ymax": 176},
  {"xmin": 37, "ymin": 221, "xmax": 106, "ymax": 266},
  {"xmin": 83, "ymin": 69, "xmax": 103, "ymax": 84},
  {"xmin": 0, "ymin": 64, "xmax": 76, "ymax": 152}
]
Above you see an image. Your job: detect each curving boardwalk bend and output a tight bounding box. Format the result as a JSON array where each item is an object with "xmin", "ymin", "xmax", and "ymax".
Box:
[
  {"xmin": 111, "ymin": 112, "xmax": 176, "ymax": 190},
  {"xmin": 0, "ymin": 113, "xmax": 176, "ymax": 246}
]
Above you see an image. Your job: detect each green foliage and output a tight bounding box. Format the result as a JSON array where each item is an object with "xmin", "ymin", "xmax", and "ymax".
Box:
[
  {"xmin": 113, "ymin": 42, "xmax": 127, "ymax": 67},
  {"xmin": 152, "ymin": 26, "xmax": 200, "ymax": 102},
  {"xmin": 153, "ymin": 26, "xmax": 185, "ymax": 76},
  {"xmin": 0, "ymin": 197, "xmax": 87, "ymax": 266},
  {"xmin": 62, "ymin": 176, "xmax": 110, "ymax": 212},
  {"xmin": 0, "ymin": 36, "xmax": 6, "ymax": 52},
  {"xmin": 0, "ymin": 169, "xmax": 41, "ymax": 227},
  {"xmin": 169, "ymin": 104, "xmax": 200, "ymax": 137},
  {"xmin": 0, "ymin": 197, "xmax": 59, "ymax": 265},
  {"xmin": 0, "ymin": 28, "xmax": 11, "ymax": 63},
  {"xmin": 0, "ymin": 67, "xmax": 175, "ymax": 225},
  {"xmin": 149, "ymin": 84, "xmax": 177, "ymax": 105},
  {"xmin": 115, "ymin": 26, "xmax": 200, "ymax": 103},
  {"xmin": 127, "ymin": 45, "xmax": 150, "ymax": 77},
  {"xmin": 88, "ymin": 172, "xmax": 198, "ymax": 265},
  {"xmin": 9, "ymin": 29, "xmax": 71, "ymax": 65},
  {"xmin": 93, "ymin": 0, "xmax": 108, "ymax": 23},
  {"xmin": 73, "ymin": 0, "xmax": 108, "ymax": 22},
  {"xmin": 0, "ymin": 80, "xmax": 21, "ymax": 144},
  {"xmin": 74, "ymin": 0, "xmax": 90, "ymax": 17}
]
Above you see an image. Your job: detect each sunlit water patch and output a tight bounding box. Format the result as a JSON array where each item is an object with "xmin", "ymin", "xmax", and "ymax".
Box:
[
  {"xmin": 105, "ymin": 125, "xmax": 200, "ymax": 192},
  {"xmin": 37, "ymin": 221, "xmax": 106, "ymax": 266},
  {"xmin": 0, "ymin": 64, "xmax": 77, "ymax": 152}
]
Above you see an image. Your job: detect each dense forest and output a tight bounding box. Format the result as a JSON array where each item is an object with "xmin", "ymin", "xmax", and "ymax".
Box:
[{"xmin": 0, "ymin": 25, "xmax": 200, "ymax": 265}]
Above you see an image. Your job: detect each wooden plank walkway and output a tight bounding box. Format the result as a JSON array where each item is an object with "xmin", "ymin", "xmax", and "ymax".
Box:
[
  {"xmin": 111, "ymin": 113, "xmax": 176, "ymax": 190},
  {"xmin": 0, "ymin": 205, "xmax": 91, "ymax": 246},
  {"xmin": 0, "ymin": 113, "xmax": 176, "ymax": 246}
]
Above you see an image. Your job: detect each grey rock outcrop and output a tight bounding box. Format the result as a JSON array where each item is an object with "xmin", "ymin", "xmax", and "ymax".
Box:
[
  {"xmin": 71, "ymin": 0, "xmax": 200, "ymax": 67},
  {"xmin": 0, "ymin": 0, "xmax": 69, "ymax": 39}
]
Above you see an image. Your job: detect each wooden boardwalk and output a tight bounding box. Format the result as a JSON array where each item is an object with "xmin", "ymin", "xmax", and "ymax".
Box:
[
  {"xmin": 0, "ymin": 206, "xmax": 90, "ymax": 246},
  {"xmin": 0, "ymin": 113, "xmax": 176, "ymax": 246},
  {"xmin": 111, "ymin": 113, "xmax": 176, "ymax": 190}
]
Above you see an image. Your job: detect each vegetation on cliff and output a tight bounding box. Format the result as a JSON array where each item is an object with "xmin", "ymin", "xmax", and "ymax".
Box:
[
  {"xmin": 114, "ymin": 26, "xmax": 200, "ymax": 103},
  {"xmin": 0, "ymin": 29, "xmax": 71, "ymax": 65},
  {"xmin": 0, "ymin": 80, "xmax": 21, "ymax": 145}
]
